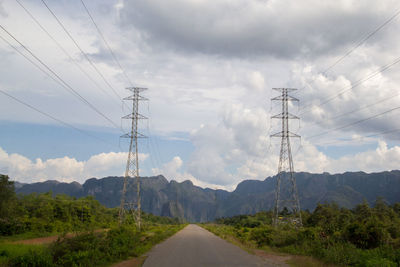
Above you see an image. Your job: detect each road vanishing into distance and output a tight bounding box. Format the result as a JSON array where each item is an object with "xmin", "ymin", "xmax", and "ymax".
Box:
[{"xmin": 143, "ymin": 224, "xmax": 278, "ymax": 267}]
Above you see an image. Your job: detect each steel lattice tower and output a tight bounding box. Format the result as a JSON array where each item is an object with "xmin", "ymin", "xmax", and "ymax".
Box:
[
  {"xmin": 270, "ymin": 88, "xmax": 302, "ymax": 226},
  {"xmin": 119, "ymin": 87, "xmax": 147, "ymax": 229}
]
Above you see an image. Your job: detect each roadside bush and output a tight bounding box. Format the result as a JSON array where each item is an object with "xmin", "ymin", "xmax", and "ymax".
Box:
[
  {"xmin": 206, "ymin": 199, "xmax": 400, "ymax": 267},
  {"xmin": 51, "ymin": 231, "xmax": 104, "ymax": 266},
  {"xmin": 9, "ymin": 248, "xmax": 53, "ymax": 267},
  {"xmin": 297, "ymin": 227, "xmax": 319, "ymax": 242},
  {"xmin": 47, "ymin": 224, "xmax": 184, "ymax": 266},
  {"xmin": 249, "ymin": 226, "xmax": 275, "ymax": 246},
  {"xmin": 271, "ymin": 228, "xmax": 298, "ymax": 247},
  {"xmin": 0, "ymin": 218, "xmax": 26, "ymax": 236},
  {"xmin": 363, "ymin": 258, "xmax": 397, "ymax": 267},
  {"xmin": 50, "ymin": 227, "xmax": 140, "ymax": 266},
  {"xmin": 241, "ymin": 218, "xmax": 261, "ymax": 228},
  {"xmin": 105, "ymin": 226, "xmax": 140, "ymax": 258},
  {"xmin": 344, "ymin": 219, "xmax": 388, "ymax": 249}
]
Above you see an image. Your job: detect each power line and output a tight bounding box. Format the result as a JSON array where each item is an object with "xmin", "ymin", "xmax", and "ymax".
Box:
[
  {"xmin": 0, "ymin": 88, "xmax": 117, "ymax": 149},
  {"xmin": 365, "ymin": 128, "xmax": 400, "ymax": 139},
  {"xmin": 79, "ymin": 0, "xmax": 133, "ymax": 87},
  {"xmin": 15, "ymin": 0, "xmax": 122, "ymax": 109},
  {"xmin": 295, "ymin": 7, "xmax": 400, "ymax": 96},
  {"xmin": 299, "ymin": 54, "xmax": 400, "ymax": 115},
  {"xmin": 304, "ymin": 89, "xmax": 400, "ymax": 131},
  {"xmin": 0, "ymin": 24, "xmax": 121, "ymax": 131},
  {"xmin": 309, "ymin": 127, "xmax": 400, "ymax": 147},
  {"xmin": 0, "ymin": 34, "xmax": 55, "ymax": 83},
  {"xmin": 40, "ymin": 0, "xmax": 123, "ymax": 102},
  {"xmin": 79, "ymin": 1, "xmax": 156, "ymax": 179},
  {"xmin": 306, "ymin": 105, "xmax": 400, "ymax": 140},
  {"xmin": 322, "ymin": 8, "xmax": 400, "ymax": 75}
]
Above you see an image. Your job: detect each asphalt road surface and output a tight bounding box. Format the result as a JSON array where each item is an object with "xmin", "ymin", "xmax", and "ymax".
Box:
[{"xmin": 143, "ymin": 224, "xmax": 275, "ymax": 267}]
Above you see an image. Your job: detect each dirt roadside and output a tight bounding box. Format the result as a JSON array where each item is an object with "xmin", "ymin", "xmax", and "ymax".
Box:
[{"xmin": 10, "ymin": 229, "xmax": 108, "ymax": 245}]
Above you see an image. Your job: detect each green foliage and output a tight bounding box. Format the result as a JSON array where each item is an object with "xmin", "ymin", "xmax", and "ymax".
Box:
[
  {"xmin": 0, "ymin": 175, "xmax": 186, "ymax": 266},
  {"xmin": 0, "ymin": 244, "xmax": 52, "ymax": 267},
  {"xmin": 0, "ymin": 222, "xmax": 184, "ymax": 267},
  {"xmin": 104, "ymin": 227, "xmax": 139, "ymax": 258},
  {"xmin": 49, "ymin": 224, "xmax": 184, "ymax": 266},
  {"xmin": 249, "ymin": 226, "xmax": 275, "ymax": 246},
  {"xmin": 0, "ymin": 175, "xmax": 16, "ymax": 219},
  {"xmin": 344, "ymin": 218, "xmax": 388, "ymax": 249},
  {"xmin": 206, "ymin": 199, "xmax": 400, "ymax": 266},
  {"xmin": 51, "ymin": 231, "xmax": 104, "ymax": 266},
  {"xmin": 9, "ymin": 248, "xmax": 53, "ymax": 267},
  {"xmin": 0, "ymin": 192, "xmax": 118, "ymax": 236},
  {"xmin": 0, "ymin": 223, "xmax": 184, "ymax": 267},
  {"xmin": 216, "ymin": 211, "xmax": 273, "ymax": 228},
  {"xmin": 141, "ymin": 212, "xmax": 183, "ymax": 226}
]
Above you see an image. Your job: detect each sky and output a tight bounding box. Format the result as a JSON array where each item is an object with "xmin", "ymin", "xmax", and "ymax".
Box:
[{"xmin": 1, "ymin": 0, "xmax": 400, "ymax": 190}]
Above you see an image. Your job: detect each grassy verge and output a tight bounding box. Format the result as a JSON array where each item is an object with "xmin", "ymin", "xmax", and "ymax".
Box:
[
  {"xmin": 200, "ymin": 224, "xmax": 337, "ymax": 267},
  {"xmin": 0, "ymin": 243, "xmax": 50, "ymax": 266},
  {"xmin": 201, "ymin": 223, "xmax": 400, "ymax": 267},
  {"xmin": 0, "ymin": 224, "xmax": 185, "ymax": 267},
  {"xmin": 0, "ymin": 232, "xmax": 60, "ymax": 243}
]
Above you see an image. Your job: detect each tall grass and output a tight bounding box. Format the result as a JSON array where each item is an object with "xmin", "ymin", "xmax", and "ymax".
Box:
[
  {"xmin": 0, "ymin": 224, "xmax": 185, "ymax": 267},
  {"xmin": 202, "ymin": 224, "xmax": 400, "ymax": 266}
]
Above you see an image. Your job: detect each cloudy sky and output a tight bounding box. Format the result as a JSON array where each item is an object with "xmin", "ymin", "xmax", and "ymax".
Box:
[{"xmin": 1, "ymin": 0, "xmax": 400, "ymax": 190}]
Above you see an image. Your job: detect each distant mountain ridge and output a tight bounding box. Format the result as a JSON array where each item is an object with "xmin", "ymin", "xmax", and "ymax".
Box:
[{"xmin": 15, "ymin": 171, "xmax": 400, "ymax": 222}]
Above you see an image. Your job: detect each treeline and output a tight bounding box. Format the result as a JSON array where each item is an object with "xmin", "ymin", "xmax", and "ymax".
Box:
[
  {"xmin": 209, "ymin": 199, "xmax": 400, "ymax": 266},
  {"xmin": 2, "ymin": 224, "xmax": 184, "ymax": 267},
  {"xmin": 0, "ymin": 175, "xmax": 117, "ymax": 236},
  {"xmin": 0, "ymin": 174, "xmax": 185, "ymax": 266},
  {"xmin": 0, "ymin": 174, "xmax": 181, "ymax": 236}
]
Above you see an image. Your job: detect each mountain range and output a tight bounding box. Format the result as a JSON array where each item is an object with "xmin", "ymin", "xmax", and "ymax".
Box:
[{"xmin": 14, "ymin": 171, "xmax": 400, "ymax": 222}]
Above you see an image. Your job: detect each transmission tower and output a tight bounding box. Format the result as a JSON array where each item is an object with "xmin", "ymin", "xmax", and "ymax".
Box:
[
  {"xmin": 119, "ymin": 87, "xmax": 147, "ymax": 229},
  {"xmin": 270, "ymin": 88, "xmax": 302, "ymax": 226}
]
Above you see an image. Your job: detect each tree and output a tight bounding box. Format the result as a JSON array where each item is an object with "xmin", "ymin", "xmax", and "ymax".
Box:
[{"xmin": 0, "ymin": 174, "xmax": 15, "ymax": 218}]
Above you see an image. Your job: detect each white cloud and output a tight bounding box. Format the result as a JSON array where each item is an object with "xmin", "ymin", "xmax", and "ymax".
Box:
[
  {"xmin": 326, "ymin": 140, "xmax": 400, "ymax": 173},
  {"xmin": 177, "ymin": 103, "xmax": 400, "ymax": 189},
  {"xmin": 121, "ymin": 0, "xmax": 398, "ymax": 58},
  {"xmin": 248, "ymin": 71, "xmax": 265, "ymax": 92},
  {"xmin": 1, "ymin": 0, "xmax": 400, "ymax": 192},
  {"xmin": 151, "ymin": 156, "xmax": 226, "ymax": 190},
  {"xmin": 0, "ymin": 147, "xmax": 148, "ymax": 184},
  {"xmin": 0, "ymin": 0, "xmax": 7, "ymax": 17}
]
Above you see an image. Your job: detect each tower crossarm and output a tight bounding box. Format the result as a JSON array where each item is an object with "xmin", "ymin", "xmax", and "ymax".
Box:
[
  {"xmin": 271, "ymin": 113, "xmax": 299, "ymax": 119},
  {"xmin": 271, "ymin": 95, "xmax": 299, "ymax": 102},
  {"xmin": 270, "ymin": 131, "xmax": 301, "ymax": 138}
]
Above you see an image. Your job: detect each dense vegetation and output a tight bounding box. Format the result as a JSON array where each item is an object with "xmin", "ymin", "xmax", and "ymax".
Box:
[
  {"xmin": 203, "ymin": 200, "xmax": 400, "ymax": 266},
  {"xmin": 0, "ymin": 175, "xmax": 117, "ymax": 236},
  {"xmin": 0, "ymin": 174, "xmax": 184, "ymax": 266}
]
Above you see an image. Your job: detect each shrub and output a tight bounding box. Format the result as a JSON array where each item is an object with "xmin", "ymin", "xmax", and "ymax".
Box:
[
  {"xmin": 363, "ymin": 258, "xmax": 397, "ymax": 267},
  {"xmin": 50, "ymin": 231, "xmax": 104, "ymax": 266},
  {"xmin": 9, "ymin": 248, "xmax": 53, "ymax": 267},
  {"xmin": 250, "ymin": 226, "xmax": 275, "ymax": 246},
  {"xmin": 105, "ymin": 226, "xmax": 139, "ymax": 258},
  {"xmin": 344, "ymin": 219, "xmax": 388, "ymax": 249}
]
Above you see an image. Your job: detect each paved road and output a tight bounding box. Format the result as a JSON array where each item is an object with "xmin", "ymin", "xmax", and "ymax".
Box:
[{"xmin": 143, "ymin": 224, "xmax": 274, "ymax": 267}]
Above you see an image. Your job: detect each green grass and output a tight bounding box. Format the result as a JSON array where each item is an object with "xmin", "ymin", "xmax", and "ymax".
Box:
[
  {"xmin": 49, "ymin": 224, "xmax": 186, "ymax": 267},
  {"xmin": 0, "ymin": 243, "xmax": 50, "ymax": 266},
  {"xmin": 0, "ymin": 224, "xmax": 185, "ymax": 267},
  {"xmin": 201, "ymin": 224, "xmax": 400, "ymax": 267}
]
